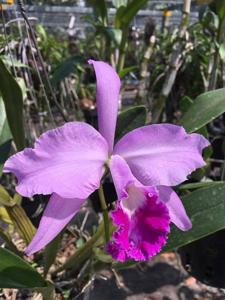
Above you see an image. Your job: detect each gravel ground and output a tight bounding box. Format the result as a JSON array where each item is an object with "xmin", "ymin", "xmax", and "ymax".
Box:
[{"xmin": 75, "ymin": 253, "xmax": 225, "ymax": 300}]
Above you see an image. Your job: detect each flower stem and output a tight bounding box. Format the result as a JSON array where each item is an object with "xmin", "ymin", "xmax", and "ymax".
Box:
[
  {"xmin": 117, "ymin": 26, "xmax": 129, "ymax": 73},
  {"xmin": 98, "ymin": 185, "xmax": 110, "ymax": 243}
]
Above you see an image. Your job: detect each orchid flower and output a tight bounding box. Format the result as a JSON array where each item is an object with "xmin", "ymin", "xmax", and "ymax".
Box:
[{"xmin": 3, "ymin": 60, "xmax": 209, "ymax": 261}]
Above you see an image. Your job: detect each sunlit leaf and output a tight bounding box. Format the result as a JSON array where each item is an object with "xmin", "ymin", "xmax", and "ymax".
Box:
[
  {"xmin": 0, "ymin": 206, "xmax": 12, "ymax": 225},
  {"xmin": 178, "ymin": 181, "xmax": 224, "ymax": 190},
  {"xmin": 51, "ymin": 55, "xmax": 85, "ymax": 87},
  {"xmin": 0, "ymin": 228, "xmax": 20, "ymax": 255},
  {"xmin": 0, "ymin": 97, "xmax": 12, "ymax": 174},
  {"xmin": 0, "ymin": 248, "xmax": 46, "ymax": 288},
  {"xmin": 115, "ymin": 0, "xmax": 148, "ymax": 29},
  {"xmin": 112, "ymin": 0, "xmax": 127, "ymax": 8},
  {"xmin": 87, "ymin": 0, "xmax": 108, "ymax": 25},
  {"xmin": 180, "ymin": 88, "xmax": 225, "ymax": 132},
  {"xmin": 96, "ymin": 26, "xmax": 122, "ymax": 46},
  {"xmin": 6, "ymin": 204, "xmax": 36, "ymax": 245},
  {"xmin": 1, "ymin": 55, "xmax": 28, "ymax": 69},
  {"xmin": 165, "ymin": 183, "xmax": 225, "ymax": 251},
  {"xmin": 93, "ymin": 248, "xmax": 112, "ymax": 263},
  {"xmin": 118, "ymin": 65, "xmax": 137, "ymax": 79},
  {"xmin": 0, "ymin": 185, "xmax": 14, "ymax": 207},
  {"xmin": 0, "ymin": 58, "xmax": 25, "ymax": 151},
  {"xmin": 219, "ymin": 42, "xmax": 225, "ymax": 62},
  {"xmin": 210, "ymin": 0, "xmax": 225, "ymax": 20}
]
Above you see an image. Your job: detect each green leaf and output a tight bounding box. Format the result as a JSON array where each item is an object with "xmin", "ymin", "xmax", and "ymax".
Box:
[
  {"xmin": 0, "ymin": 248, "xmax": 46, "ymax": 288},
  {"xmin": 210, "ymin": 0, "xmax": 225, "ymax": 20},
  {"xmin": 93, "ymin": 248, "xmax": 112, "ymax": 263},
  {"xmin": 0, "ymin": 141, "xmax": 11, "ymax": 175},
  {"xmin": 36, "ymin": 282, "xmax": 55, "ymax": 300},
  {"xmin": 96, "ymin": 26, "xmax": 122, "ymax": 46},
  {"xmin": 180, "ymin": 94, "xmax": 213, "ymax": 162},
  {"xmin": 118, "ymin": 65, "xmax": 137, "ymax": 79},
  {"xmin": 0, "ymin": 97, "xmax": 12, "ymax": 145},
  {"xmin": 113, "ymin": 260, "xmax": 136, "ymax": 270},
  {"xmin": 0, "ymin": 185, "xmax": 15, "ymax": 207},
  {"xmin": 0, "ymin": 97, "xmax": 12, "ymax": 174},
  {"xmin": 107, "ymin": 28, "xmax": 122, "ymax": 45},
  {"xmin": 1, "ymin": 55, "xmax": 28, "ymax": 69},
  {"xmin": 51, "ymin": 55, "xmax": 85, "ymax": 87},
  {"xmin": 36, "ymin": 24, "xmax": 48, "ymax": 44},
  {"xmin": 115, "ymin": 105, "xmax": 147, "ymax": 141},
  {"xmin": 0, "ymin": 227, "xmax": 20, "ymax": 255},
  {"xmin": 115, "ymin": 0, "xmax": 148, "ymax": 29},
  {"xmin": 219, "ymin": 42, "xmax": 225, "ymax": 62},
  {"xmin": 180, "ymin": 88, "xmax": 225, "ymax": 133},
  {"xmin": 0, "ymin": 58, "xmax": 25, "ymax": 151},
  {"xmin": 87, "ymin": 0, "xmax": 108, "ymax": 25},
  {"xmin": 164, "ymin": 183, "xmax": 225, "ymax": 251},
  {"xmin": 179, "ymin": 96, "xmax": 193, "ymax": 114},
  {"xmin": 6, "ymin": 204, "xmax": 36, "ymax": 245},
  {"xmin": 179, "ymin": 96, "xmax": 212, "ymax": 162},
  {"xmin": 178, "ymin": 181, "xmax": 224, "ymax": 190},
  {"xmin": 200, "ymin": 10, "xmax": 220, "ymax": 32},
  {"xmin": 112, "ymin": 0, "xmax": 127, "ymax": 8}
]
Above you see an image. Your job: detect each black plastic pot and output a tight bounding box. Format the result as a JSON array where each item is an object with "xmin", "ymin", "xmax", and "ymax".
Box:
[{"xmin": 179, "ymin": 229, "xmax": 225, "ymax": 288}]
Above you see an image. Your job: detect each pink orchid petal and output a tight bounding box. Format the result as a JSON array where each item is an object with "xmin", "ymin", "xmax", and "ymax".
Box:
[
  {"xmin": 158, "ymin": 186, "xmax": 192, "ymax": 231},
  {"xmin": 88, "ymin": 60, "xmax": 121, "ymax": 153},
  {"xmin": 108, "ymin": 155, "xmax": 170, "ymax": 262},
  {"xmin": 109, "ymin": 154, "xmax": 138, "ymax": 199},
  {"xmin": 114, "ymin": 124, "xmax": 209, "ymax": 187},
  {"xmin": 26, "ymin": 193, "xmax": 85, "ymax": 255},
  {"xmin": 4, "ymin": 122, "xmax": 108, "ymax": 198}
]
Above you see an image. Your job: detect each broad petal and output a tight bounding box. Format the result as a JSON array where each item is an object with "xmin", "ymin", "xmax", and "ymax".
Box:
[
  {"xmin": 88, "ymin": 60, "xmax": 121, "ymax": 153},
  {"xmin": 108, "ymin": 155, "xmax": 170, "ymax": 262},
  {"xmin": 109, "ymin": 155, "xmax": 138, "ymax": 199},
  {"xmin": 4, "ymin": 122, "xmax": 108, "ymax": 198},
  {"xmin": 158, "ymin": 186, "xmax": 192, "ymax": 231},
  {"xmin": 26, "ymin": 193, "xmax": 85, "ymax": 255},
  {"xmin": 114, "ymin": 124, "xmax": 209, "ymax": 186},
  {"xmin": 110, "ymin": 155, "xmax": 158, "ymax": 214}
]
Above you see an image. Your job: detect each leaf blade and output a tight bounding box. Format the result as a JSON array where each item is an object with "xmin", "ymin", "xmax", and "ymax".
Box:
[
  {"xmin": 0, "ymin": 58, "xmax": 25, "ymax": 151},
  {"xmin": 115, "ymin": 105, "xmax": 147, "ymax": 141},
  {"xmin": 164, "ymin": 183, "xmax": 225, "ymax": 251},
  {"xmin": 180, "ymin": 88, "xmax": 225, "ymax": 133},
  {"xmin": 0, "ymin": 248, "xmax": 46, "ymax": 288},
  {"xmin": 115, "ymin": 0, "xmax": 148, "ymax": 29}
]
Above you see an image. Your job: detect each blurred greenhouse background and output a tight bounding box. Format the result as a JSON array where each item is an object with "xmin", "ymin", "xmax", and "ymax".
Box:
[{"xmin": 2, "ymin": 1, "xmax": 199, "ymax": 31}]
